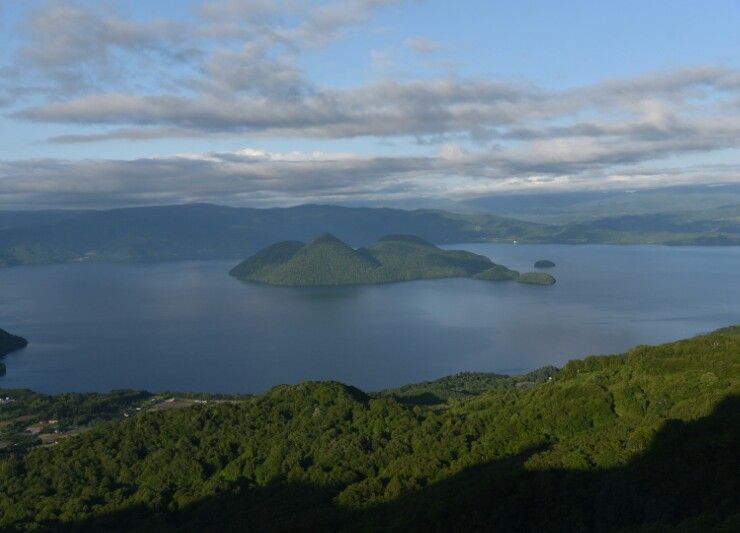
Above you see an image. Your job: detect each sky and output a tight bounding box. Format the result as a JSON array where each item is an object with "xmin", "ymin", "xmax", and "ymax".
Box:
[{"xmin": 0, "ymin": 0, "xmax": 738, "ymax": 209}]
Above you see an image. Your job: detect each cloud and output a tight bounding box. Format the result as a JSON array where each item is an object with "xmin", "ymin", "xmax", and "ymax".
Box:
[
  {"xmin": 1, "ymin": 143, "xmax": 738, "ymax": 209},
  {"xmin": 292, "ymin": 0, "xmax": 402, "ymax": 47},
  {"xmin": 370, "ymin": 49, "xmax": 394, "ymax": 70},
  {"xmin": 14, "ymin": 78, "xmax": 546, "ymax": 136},
  {"xmin": 16, "ymin": 68, "xmax": 740, "ymax": 159},
  {"xmin": 0, "ymin": 1, "xmax": 739, "ymax": 208},
  {"xmin": 6, "ymin": 3, "xmax": 738, "ymax": 148},
  {"xmin": 1, "ymin": 0, "xmax": 401, "ymax": 102},
  {"xmin": 0, "ymin": 149, "xmax": 433, "ymax": 208},
  {"xmin": 404, "ymin": 37, "xmax": 443, "ymax": 54},
  {"xmin": 11, "ymin": 1, "xmax": 193, "ymax": 94},
  {"xmin": 198, "ymin": 0, "xmax": 401, "ymax": 46}
]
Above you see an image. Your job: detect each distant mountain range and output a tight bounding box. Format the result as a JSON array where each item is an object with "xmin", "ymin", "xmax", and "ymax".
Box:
[
  {"xmin": 0, "ymin": 201, "xmax": 738, "ymax": 267},
  {"xmin": 461, "ymin": 183, "xmax": 740, "ymax": 223},
  {"xmin": 230, "ymin": 233, "xmax": 550, "ymax": 287}
]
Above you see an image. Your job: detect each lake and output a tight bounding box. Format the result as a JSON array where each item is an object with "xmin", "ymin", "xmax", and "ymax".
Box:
[{"xmin": 0, "ymin": 244, "xmax": 738, "ymax": 394}]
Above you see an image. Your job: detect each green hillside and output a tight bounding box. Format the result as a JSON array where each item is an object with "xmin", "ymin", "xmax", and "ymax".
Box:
[
  {"xmin": 473, "ymin": 264, "xmax": 520, "ymax": 281},
  {"xmin": 0, "ymin": 326, "xmax": 737, "ymax": 531},
  {"xmin": 227, "ymin": 241, "xmax": 305, "ymax": 280},
  {"xmin": 380, "ymin": 366, "xmax": 559, "ymax": 405},
  {"xmin": 230, "ymin": 234, "xmax": 381, "ymax": 286},
  {"xmin": 366, "ymin": 234, "xmax": 493, "ymax": 281},
  {"xmin": 230, "ymin": 234, "xmax": 505, "ymax": 286},
  {"xmin": 230, "ymin": 235, "xmax": 384, "ymax": 286}
]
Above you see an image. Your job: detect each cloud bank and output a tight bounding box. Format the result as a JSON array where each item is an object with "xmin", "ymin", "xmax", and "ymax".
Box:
[
  {"xmin": 2, "ymin": 146, "xmax": 737, "ymax": 209},
  {"xmin": 0, "ymin": 1, "xmax": 738, "ymax": 208}
]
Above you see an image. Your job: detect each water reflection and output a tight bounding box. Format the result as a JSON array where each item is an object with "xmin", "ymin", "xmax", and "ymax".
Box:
[{"xmin": 0, "ymin": 244, "xmax": 738, "ymax": 394}]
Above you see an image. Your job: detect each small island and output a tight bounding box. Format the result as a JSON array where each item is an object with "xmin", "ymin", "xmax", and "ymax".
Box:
[
  {"xmin": 534, "ymin": 259, "xmax": 556, "ymax": 268},
  {"xmin": 473, "ymin": 264, "xmax": 520, "ymax": 281},
  {"xmin": 518, "ymin": 272, "xmax": 557, "ymax": 285},
  {"xmin": 0, "ymin": 327, "xmax": 28, "ymax": 376},
  {"xmin": 230, "ymin": 234, "xmax": 556, "ymax": 287}
]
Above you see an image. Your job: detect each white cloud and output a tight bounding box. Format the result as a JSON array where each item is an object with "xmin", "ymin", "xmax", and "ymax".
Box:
[
  {"xmin": 1, "ymin": 145, "xmax": 738, "ymax": 209},
  {"xmin": 404, "ymin": 37, "xmax": 443, "ymax": 54},
  {"xmin": 0, "ymin": 1, "xmax": 738, "ymax": 208}
]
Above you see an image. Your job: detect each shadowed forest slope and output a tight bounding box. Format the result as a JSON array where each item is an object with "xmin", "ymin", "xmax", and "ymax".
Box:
[{"xmin": 0, "ymin": 326, "xmax": 737, "ymax": 531}]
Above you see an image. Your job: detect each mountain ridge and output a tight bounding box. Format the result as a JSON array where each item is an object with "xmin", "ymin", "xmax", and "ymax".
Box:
[{"xmin": 0, "ymin": 202, "xmax": 737, "ymax": 267}]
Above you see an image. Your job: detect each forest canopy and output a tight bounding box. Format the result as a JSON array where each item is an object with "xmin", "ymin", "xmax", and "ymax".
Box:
[{"xmin": 0, "ymin": 326, "xmax": 737, "ymax": 531}]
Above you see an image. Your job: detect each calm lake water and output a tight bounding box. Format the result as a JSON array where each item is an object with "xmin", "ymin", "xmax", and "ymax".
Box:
[{"xmin": 0, "ymin": 244, "xmax": 738, "ymax": 394}]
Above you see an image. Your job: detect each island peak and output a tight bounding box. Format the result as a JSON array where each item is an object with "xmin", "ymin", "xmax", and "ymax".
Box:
[{"xmin": 231, "ymin": 235, "xmax": 556, "ymax": 287}]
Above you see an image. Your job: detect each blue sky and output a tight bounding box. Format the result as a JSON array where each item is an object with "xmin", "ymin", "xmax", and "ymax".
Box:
[{"xmin": 0, "ymin": 0, "xmax": 738, "ymax": 208}]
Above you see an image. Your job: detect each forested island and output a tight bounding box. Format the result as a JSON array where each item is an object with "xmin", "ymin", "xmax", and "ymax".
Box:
[
  {"xmin": 0, "ymin": 328, "xmax": 27, "ymax": 376},
  {"xmin": 0, "ymin": 326, "xmax": 737, "ymax": 530},
  {"xmin": 534, "ymin": 259, "xmax": 556, "ymax": 268},
  {"xmin": 517, "ymin": 272, "xmax": 557, "ymax": 285},
  {"xmin": 230, "ymin": 233, "xmax": 553, "ymax": 287}
]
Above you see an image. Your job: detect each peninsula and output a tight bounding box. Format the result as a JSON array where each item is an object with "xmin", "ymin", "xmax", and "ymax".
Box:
[
  {"xmin": 0, "ymin": 327, "xmax": 27, "ymax": 358},
  {"xmin": 230, "ymin": 234, "xmax": 555, "ymax": 287},
  {"xmin": 0, "ymin": 327, "xmax": 28, "ymax": 376}
]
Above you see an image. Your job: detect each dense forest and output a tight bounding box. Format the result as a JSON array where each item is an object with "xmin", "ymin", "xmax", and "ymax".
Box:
[
  {"xmin": 0, "ymin": 326, "xmax": 737, "ymax": 531},
  {"xmin": 232, "ymin": 233, "xmax": 507, "ymax": 286},
  {"xmin": 230, "ymin": 233, "xmax": 551, "ymax": 287}
]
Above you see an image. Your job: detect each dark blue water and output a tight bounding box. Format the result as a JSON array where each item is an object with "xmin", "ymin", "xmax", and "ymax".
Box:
[{"xmin": 0, "ymin": 244, "xmax": 738, "ymax": 394}]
